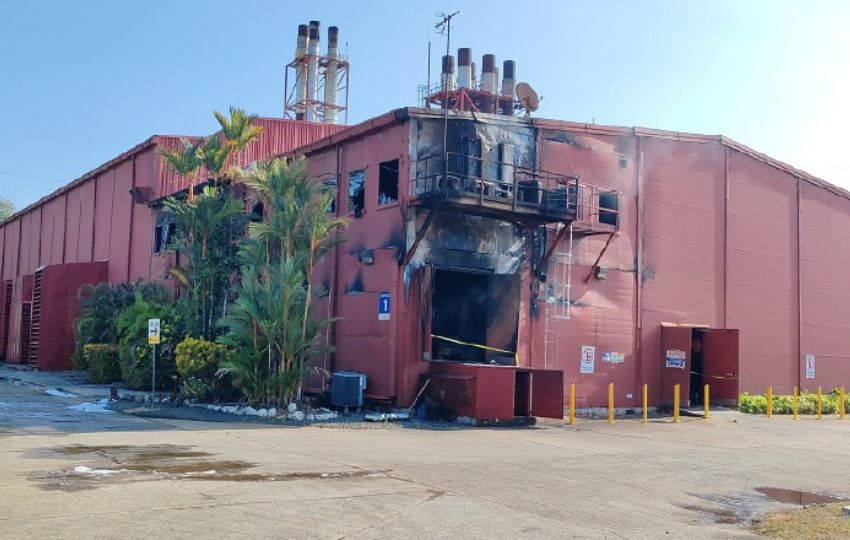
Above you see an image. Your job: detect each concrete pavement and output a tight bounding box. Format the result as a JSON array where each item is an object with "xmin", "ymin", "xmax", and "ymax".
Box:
[{"xmin": 2, "ymin": 372, "xmax": 850, "ymax": 539}]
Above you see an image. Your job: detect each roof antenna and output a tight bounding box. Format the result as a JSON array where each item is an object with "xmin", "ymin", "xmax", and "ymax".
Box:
[{"xmin": 434, "ymin": 11, "xmax": 459, "ymax": 181}]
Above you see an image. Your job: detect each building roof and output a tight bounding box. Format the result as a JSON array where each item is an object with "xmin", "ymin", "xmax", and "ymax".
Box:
[{"xmin": 291, "ymin": 107, "xmax": 850, "ymax": 202}]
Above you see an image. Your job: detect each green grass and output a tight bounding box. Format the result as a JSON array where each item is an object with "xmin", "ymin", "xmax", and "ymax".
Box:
[{"xmin": 739, "ymin": 389, "xmax": 848, "ymax": 415}]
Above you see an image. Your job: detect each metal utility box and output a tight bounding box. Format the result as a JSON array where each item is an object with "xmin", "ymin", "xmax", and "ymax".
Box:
[
  {"xmin": 427, "ymin": 362, "xmax": 564, "ymax": 420},
  {"xmin": 331, "ymin": 371, "xmax": 367, "ymax": 408}
]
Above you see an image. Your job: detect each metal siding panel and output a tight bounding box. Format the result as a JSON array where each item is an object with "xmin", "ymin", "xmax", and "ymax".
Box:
[
  {"xmin": 800, "ymin": 181, "xmax": 850, "ymax": 390},
  {"xmin": 3, "ymin": 220, "xmax": 20, "ymax": 280},
  {"xmin": 536, "ymin": 133, "xmax": 638, "ymax": 409},
  {"xmin": 93, "ymin": 170, "xmax": 114, "ymax": 261},
  {"xmin": 76, "ymin": 178, "xmax": 95, "ymax": 263},
  {"xmin": 64, "ymin": 187, "xmax": 82, "ymax": 264},
  {"xmin": 108, "ymin": 161, "xmax": 133, "ymax": 282},
  {"xmin": 726, "ymin": 151, "xmax": 798, "ymax": 393}
]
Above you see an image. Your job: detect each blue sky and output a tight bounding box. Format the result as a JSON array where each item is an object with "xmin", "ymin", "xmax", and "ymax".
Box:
[{"xmin": 1, "ymin": 1, "xmax": 848, "ymax": 209}]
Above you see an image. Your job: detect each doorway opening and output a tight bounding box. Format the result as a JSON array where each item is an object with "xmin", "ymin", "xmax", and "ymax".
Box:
[
  {"xmin": 660, "ymin": 324, "xmax": 740, "ymax": 409},
  {"xmin": 430, "ymin": 268, "xmax": 519, "ymax": 364}
]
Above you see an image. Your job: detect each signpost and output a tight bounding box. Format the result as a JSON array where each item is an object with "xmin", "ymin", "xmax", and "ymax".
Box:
[{"xmin": 148, "ymin": 319, "xmax": 161, "ymax": 406}]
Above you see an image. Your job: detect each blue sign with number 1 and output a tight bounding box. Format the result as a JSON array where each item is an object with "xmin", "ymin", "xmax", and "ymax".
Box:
[{"xmin": 378, "ymin": 292, "xmax": 390, "ymax": 321}]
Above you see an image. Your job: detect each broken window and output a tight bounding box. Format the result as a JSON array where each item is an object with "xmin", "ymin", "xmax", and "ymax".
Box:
[
  {"xmin": 598, "ymin": 190, "xmax": 619, "ymax": 226},
  {"xmin": 348, "ymin": 169, "xmax": 365, "ymax": 216},
  {"xmin": 323, "ymin": 178, "xmax": 337, "ymax": 214},
  {"xmin": 154, "ymin": 220, "xmax": 176, "ymax": 254},
  {"xmin": 378, "ymin": 159, "xmax": 399, "ymax": 205},
  {"xmin": 250, "ymin": 202, "xmax": 264, "ymax": 223}
]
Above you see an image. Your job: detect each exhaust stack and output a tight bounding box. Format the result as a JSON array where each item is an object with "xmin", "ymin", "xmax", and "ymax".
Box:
[
  {"xmin": 480, "ymin": 54, "xmax": 497, "ymax": 112},
  {"xmin": 323, "ymin": 26, "xmax": 340, "ymax": 124},
  {"xmin": 441, "ymin": 54, "xmax": 456, "ymax": 93},
  {"xmin": 306, "ymin": 20, "xmax": 321, "ymax": 122},
  {"xmin": 294, "ymin": 24, "xmax": 309, "ymax": 120},
  {"xmin": 457, "ymin": 48, "xmax": 472, "ymax": 89},
  {"xmin": 501, "ymin": 60, "xmax": 516, "ymax": 99}
]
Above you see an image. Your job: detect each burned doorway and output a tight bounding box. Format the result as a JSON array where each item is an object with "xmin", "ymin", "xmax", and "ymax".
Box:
[{"xmin": 430, "ymin": 268, "xmax": 519, "ymax": 365}]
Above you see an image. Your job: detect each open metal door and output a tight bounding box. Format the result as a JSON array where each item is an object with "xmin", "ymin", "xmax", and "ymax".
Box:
[
  {"xmin": 660, "ymin": 324, "xmax": 692, "ymax": 408},
  {"xmin": 702, "ymin": 329, "xmax": 739, "ymax": 406}
]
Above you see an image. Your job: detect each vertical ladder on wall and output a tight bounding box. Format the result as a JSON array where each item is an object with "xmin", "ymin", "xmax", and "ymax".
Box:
[
  {"xmin": 543, "ymin": 223, "xmax": 574, "ymax": 369},
  {"xmin": 28, "ymin": 268, "xmax": 43, "ymax": 366}
]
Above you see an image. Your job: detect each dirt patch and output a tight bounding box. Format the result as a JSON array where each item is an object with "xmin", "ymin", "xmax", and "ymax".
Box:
[
  {"xmin": 753, "ymin": 503, "xmax": 850, "ymax": 539},
  {"xmin": 28, "ymin": 444, "xmax": 386, "ymax": 491},
  {"xmin": 679, "ymin": 503, "xmax": 741, "ymax": 524}
]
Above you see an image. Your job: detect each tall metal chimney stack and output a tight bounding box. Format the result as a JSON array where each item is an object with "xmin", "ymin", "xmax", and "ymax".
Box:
[
  {"xmin": 306, "ymin": 20, "xmax": 321, "ymax": 122},
  {"xmin": 501, "ymin": 60, "xmax": 516, "ymax": 99},
  {"xmin": 481, "ymin": 54, "xmax": 497, "ymax": 94},
  {"xmin": 294, "ymin": 24, "xmax": 309, "ymax": 120},
  {"xmin": 471, "ymin": 61, "xmax": 477, "ymax": 89},
  {"xmin": 457, "ymin": 48, "xmax": 472, "ymax": 89},
  {"xmin": 324, "ymin": 26, "xmax": 340, "ymax": 124},
  {"xmin": 441, "ymin": 54, "xmax": 456, "ymax": 93},
  {"xmin": 480, "ymin": 54, "xmax": 497, "ymax": 112}
]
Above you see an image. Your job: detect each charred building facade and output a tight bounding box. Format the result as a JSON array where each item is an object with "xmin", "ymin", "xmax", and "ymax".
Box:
[{"xmin": 301, "ymin": 107, "xmax": 850, "ymax": 418}]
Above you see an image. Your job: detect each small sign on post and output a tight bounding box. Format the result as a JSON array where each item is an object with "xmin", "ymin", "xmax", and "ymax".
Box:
[
  {"xmin": 148, "ymin": 319, "xmax": 161, "ymax": 345},
  {"xmin": 148, "ymin": 319, "xmax": 161, "ymax": 407}
]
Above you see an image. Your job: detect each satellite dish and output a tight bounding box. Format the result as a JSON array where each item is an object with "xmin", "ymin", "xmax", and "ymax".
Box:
[{"xmin": 515, "ymin": 82, "xmax": 539, "ymax": 113}]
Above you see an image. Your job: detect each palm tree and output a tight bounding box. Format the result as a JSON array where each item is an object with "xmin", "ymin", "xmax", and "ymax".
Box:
[
  {"xmin": 220, "ymin": 157, "xmax": 346, "ymax": 405},
  {"xmin": 159, "ymin": 139, "xmax": 203, "ymax": 200}
]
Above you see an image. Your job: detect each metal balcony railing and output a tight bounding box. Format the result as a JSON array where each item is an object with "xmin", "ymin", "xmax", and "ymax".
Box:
[{"xmin": 411, "ymin": 152, "xmax": 580, "ymax": 219}]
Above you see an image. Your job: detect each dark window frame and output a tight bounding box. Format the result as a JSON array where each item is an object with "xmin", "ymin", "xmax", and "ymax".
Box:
[
  {"xmin": 378, "ymin": 159, "xmax": 400, "ymax": 206},
  {"xmin": 348, "ymin": 169, "xmax": 366, "ymax": 217}
]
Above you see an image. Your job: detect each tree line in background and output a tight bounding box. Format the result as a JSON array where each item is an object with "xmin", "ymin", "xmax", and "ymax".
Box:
[{"xmin": 73, "ymin": 107, "xmax": 346, "ymax": 406}]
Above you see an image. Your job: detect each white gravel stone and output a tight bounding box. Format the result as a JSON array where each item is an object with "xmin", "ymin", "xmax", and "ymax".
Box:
[
  {"xmin": 287, "ymin": 402, "xmax": 297, "ymax": 413},
  {"xmin": 244, "ymin": 406, "xmax": 258, "ymax": 416},
  {"xmin": 267, "ymin": 408, "xmax": 277, "ymax": 417},
  {"xmin": 256, "ymin": 409, "xmax": 268, "ymax": 417},
  {"xmin": 290, "ymin": 411, "xmax": 304, "ymax": 421}
]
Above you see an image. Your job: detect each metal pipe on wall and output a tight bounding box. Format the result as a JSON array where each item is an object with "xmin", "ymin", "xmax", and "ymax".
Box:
[
  {"xmin": 324, "ymin": 26, "xmax": 340, "ymax": 124},
  {"xmin": 480, "ymin": 54, "xmax": 497, "ymax": 113},
  {"xmin": 294, "ymin": 24, "xmax": 309, "ymax": 121},
  {"xmin": 306, "ymin": 21, "xmax": 321, "ymax": 122}
]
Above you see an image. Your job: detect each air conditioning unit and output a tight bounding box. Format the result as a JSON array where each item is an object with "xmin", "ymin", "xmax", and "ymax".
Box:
[{"xmin": 331, "ymin": 371, "xmax": 367, "ymax": 408}]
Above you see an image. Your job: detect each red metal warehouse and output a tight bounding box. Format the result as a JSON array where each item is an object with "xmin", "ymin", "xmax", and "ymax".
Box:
[{"xmin": 2, "ymin": 26, "xmax": 849, "ymax": 420}]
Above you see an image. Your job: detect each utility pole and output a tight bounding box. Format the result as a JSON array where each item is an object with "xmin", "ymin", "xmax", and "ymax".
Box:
[{"xmin": 435, "ymin": 11, "xmax": 459, "ymax": 193}]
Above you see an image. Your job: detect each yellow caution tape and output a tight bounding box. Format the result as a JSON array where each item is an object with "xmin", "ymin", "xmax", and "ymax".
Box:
[
  {"xmin": 431, "ymin": 334, "xmax": 518, "ymax": 363},
  {"xmin": 691, "ymin": 371, "xmax": 739, "ymax": 381}
]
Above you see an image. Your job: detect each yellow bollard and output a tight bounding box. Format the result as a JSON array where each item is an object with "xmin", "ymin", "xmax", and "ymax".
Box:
[
  {"xmin": 608, "ymin": 383, "xmax": 614, "ymax": 424},
  {"xmin": 766, "ymin": 386, "xmax": 773, "ymax": 418},
  {"xmin": 704, "ymin": 384, "xmax": 710, "ymax": 419},
  {"xmin": 817, "ymin": 387, "xmax": 823, "ymax": 420},
  {"xmin": 673, "ymin": 383, "xmax": 680, "ymax": 423},
  {"xmin": 792, "ymin": 386, "xmax": 798, "ymax": 420},
  {"xmin": 642, "ymin": 383, "xmax": 648, "ymax": 424},
  {"xmin": 841, "ymin": 387, "xmax": 846, "ymax": 420},
  {"xmin": 569, "ymin": 382, "xmax": 576, "ymax": 426}
]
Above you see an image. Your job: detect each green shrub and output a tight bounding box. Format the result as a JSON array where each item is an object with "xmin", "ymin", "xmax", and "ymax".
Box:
[
  {"xmin": 175, "ymin": 337, "xmax": 232, "ymax": 400},
  {"xmin": 74, "ymin": 280, "xmax": 171, "ymax": 372},
  {"xmin": 117, "ymin": 290, "xmax": 181, "ymax": 391},
  {"xmin": 84, "ymin": 344, "xmax": 121, "ymax": 384},
  {"xmin": 738, "ymin": 389, "xmax": 848, "ymax": 415}
]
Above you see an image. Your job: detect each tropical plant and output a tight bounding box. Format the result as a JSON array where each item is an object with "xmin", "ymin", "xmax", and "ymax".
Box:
[
  {"xmin": 218, "ymin": 157, "xmax": 346, "ymax": 406},
  {"xmin": 163, "ymin": 186, "xmax": 245, "ymax": 340},
  {"xmin": 116, "ymin": 290, "xmax": 182, "ymax": 390},
  {"xmin": 159, "ymin": 139, "xmax": 203, "ymax": 201},
  {"xmin": 73, "ymin": 280, "xmax": 168, "ymax": 370},
  {"xmin": 159, "ymin": 107, "xmax": 263, "ymax": 199}
]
